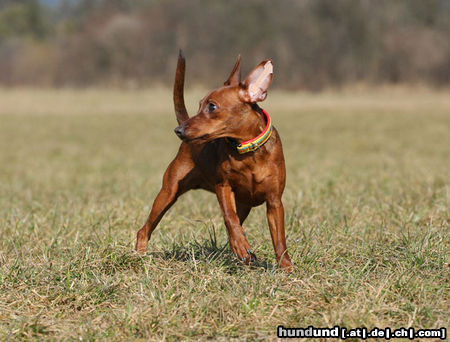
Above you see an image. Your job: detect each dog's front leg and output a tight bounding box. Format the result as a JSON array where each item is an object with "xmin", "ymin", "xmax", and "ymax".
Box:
[
  {"xmin": 136, "ymin": 148, "xmax": 195, "ymax": 253},
  {"xmin": 215, "ymin": 184, "xmax": 256, "ymax": 263},
  {"xmin": 266, "ymin": 196, "xmax": 293, "ymax": 271}
]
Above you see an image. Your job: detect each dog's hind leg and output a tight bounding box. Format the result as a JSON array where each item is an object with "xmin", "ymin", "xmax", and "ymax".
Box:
[
  {"xmin": 136, "ymin": 145, "xmax": 196, "ymax": 253},
  {"xmin": 266, "ymin": 196, "xmax": 293, "ymax": 271}
]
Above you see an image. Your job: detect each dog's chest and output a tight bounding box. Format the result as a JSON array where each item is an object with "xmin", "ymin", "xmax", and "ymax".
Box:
[{"xmin": 220, "ymin": 156, "xmax": 271, "ymax": 205}]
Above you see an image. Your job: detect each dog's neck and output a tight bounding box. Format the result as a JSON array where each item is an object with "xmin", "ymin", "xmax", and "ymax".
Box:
[
  {"xmin": 236, "ymin": 104, "xmax": 267, "ymax": 142},
  {"xmin": 227, "ymin": 104, "xmax": 273, "ymax": 153}
]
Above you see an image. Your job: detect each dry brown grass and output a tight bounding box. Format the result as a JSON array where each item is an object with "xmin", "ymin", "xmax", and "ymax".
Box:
[{"xmin": 0, "ymin": 88, "xmax": 448, "ymax": 340}]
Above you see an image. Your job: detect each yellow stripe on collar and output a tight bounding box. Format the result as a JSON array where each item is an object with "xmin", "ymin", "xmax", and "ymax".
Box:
[{"xmin": 236, "ymin": 109, "xmax": 272, "ymax": 154}]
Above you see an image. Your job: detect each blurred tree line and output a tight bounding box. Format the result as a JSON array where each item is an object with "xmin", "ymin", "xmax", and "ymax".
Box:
[{"xmin": 0, "ymin": 0, "xmax": 448, "ymax": 89}]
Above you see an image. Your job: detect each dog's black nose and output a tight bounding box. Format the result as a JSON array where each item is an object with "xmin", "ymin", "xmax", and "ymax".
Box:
[{"xmin": 174, "ymin": 125, "xmax": 185, "ymax": 138}]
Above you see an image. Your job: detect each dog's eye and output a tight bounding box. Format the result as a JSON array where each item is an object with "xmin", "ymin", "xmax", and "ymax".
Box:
[{"xmin": 207, "ymin": 102, "xmax": 217, "ymax": 112}]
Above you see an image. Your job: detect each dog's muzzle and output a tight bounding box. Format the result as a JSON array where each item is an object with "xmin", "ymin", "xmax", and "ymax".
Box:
[{"xmin": 174, "ymin": 125, "xmax": 185, "ymax": 139}]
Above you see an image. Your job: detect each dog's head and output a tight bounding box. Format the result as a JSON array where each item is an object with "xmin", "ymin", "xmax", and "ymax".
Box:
[{"xmin": 174, "ymin": 56, "xmax": 273, "ymax": 143}]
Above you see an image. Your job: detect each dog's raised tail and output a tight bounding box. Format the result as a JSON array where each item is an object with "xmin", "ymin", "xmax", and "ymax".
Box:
[{"xmin": 173, "ymin": 50, "xmax": 189, "ymax": 125}]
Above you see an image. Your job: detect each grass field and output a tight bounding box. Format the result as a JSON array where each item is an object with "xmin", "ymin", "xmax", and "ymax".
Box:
[{"xmin": 0, "ymin": 88, "xmax": 449, "ymax": 340}]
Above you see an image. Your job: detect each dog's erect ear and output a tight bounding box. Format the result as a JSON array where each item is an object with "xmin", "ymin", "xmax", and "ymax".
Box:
[
  {"xmin": 224, "ymin": 55, "xmax": 241, "ymax": 86},
  {"xmin": 239, "ymin": 60, "xmax": 273, "ymax": 103}
]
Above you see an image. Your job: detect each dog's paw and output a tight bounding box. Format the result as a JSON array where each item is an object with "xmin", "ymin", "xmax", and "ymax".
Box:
[
  {"xmin": 279, "ymin": 258, "xmax": 295, "ymax": 273},
  {"xmin": 135, "ymin": 239, "xmax": 148, "ymax": 254},
  {"xmin": 241, "ymin": 250, "xmax": 257, "ymax": 264},
  {"xmin": 247, "ymin": 249, "xmax": 257, "ymax": 263}
]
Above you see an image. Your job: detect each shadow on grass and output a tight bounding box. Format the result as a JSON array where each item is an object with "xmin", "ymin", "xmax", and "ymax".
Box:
[{"xmin": 150, "ymin": 228, "xmax": 271, "ymax": 274}]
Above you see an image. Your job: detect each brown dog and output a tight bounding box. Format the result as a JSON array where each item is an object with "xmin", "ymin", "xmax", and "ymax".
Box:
[{"xmin": 136, "ymin": 52, "xmax": 293, "ymax": 271}]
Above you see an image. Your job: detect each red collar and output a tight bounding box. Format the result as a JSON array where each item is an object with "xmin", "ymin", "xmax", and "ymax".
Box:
[{"xmin": 236, "ymin": 109, "xmax": 273, "ymax": 154}]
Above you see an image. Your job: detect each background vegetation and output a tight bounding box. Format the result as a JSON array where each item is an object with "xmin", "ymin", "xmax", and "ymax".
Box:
[{"xmin": 0, "ymin": 0, "xmax": 449, "ymax": 89}]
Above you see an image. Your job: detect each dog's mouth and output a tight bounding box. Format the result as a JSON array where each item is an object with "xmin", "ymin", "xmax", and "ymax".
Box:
[{"xmin": 183, "ymin": 134, "xmax": 210, "ymax": 144}]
